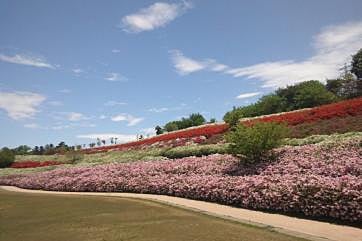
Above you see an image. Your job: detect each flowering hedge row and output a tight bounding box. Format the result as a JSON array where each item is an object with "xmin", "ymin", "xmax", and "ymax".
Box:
[
  {"xmin": 245, "ymin": 97, "xmax": 362, "ymax": 126},
  {"xmin": 10, "ymin": 161, "xmax": 63, "ymax": 169},
  {"xmin": 84, "ymin": 124, "xmax": 229, "ymax": 154},
  {"xmin": 2, "ymin": 140, "xmax": 361, "ymax": 222},
  {"xmin": 84, "ymin": 98, "xmax": 362, "ymax": 154}
]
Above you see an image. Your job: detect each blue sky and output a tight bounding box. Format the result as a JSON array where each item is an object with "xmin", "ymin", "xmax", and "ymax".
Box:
[{"xmin": 0, "ymin": 0, "xmax": 362, "ymax": 148}]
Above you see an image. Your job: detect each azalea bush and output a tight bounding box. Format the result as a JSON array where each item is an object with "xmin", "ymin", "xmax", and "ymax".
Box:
[
  {"xmin": 226, "ymin": 122, "xmax": 289, "ymax": 163},
  {"xmin": 245, "ymin": 97, "xmax": 362, "ymax": 126},
  {"xmin": 1, "ymin": 139, "xmax": 361, "ymax": 223}
]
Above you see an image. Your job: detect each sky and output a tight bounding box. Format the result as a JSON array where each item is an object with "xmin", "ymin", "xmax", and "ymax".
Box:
[{"xmin": 0, "ymin": 0, "xmax": 362, "ymax": 148}]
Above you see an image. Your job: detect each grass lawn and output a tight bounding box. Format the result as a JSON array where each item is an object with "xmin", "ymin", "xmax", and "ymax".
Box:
[{"xmin": 0, "ymin": 190, "xmax": 308, "ymax": 241}]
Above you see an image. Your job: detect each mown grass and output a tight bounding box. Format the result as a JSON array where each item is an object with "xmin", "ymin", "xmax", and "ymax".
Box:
[{"xmin": 0, "ymin": 189, "xmax": 307, "ymax": 241}]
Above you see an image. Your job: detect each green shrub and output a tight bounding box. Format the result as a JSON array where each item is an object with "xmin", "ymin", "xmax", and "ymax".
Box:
[
  {"xmin": 65, "ymin": 150, "xmax": 84, "ymax": 164},
  {"xmin": 0, "ymin": 147, "xmax": 15, "ymax": 168},
  {"xmin": 161, "ymin": 144, "xmax": 228, "ymax": 159},
  {"xmin": 226, "ymin": 122, "xmax": 289, "ymax": 163}
]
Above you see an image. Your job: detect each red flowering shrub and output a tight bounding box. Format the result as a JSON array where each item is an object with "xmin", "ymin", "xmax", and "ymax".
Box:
[
  {"xmin": 83, "ymin": 97, "xmax": 362, "ymax": 154},
  {"xmin": 245, "ymin": 97, "xmax": 362, "ymax": 126},
  {"xmin": 84, "ymin": 124, "xmax": 229, "ymax": 154},
  {"xmin": 10, "ymin": 161, "xmax": 63, "ymax": 169}
]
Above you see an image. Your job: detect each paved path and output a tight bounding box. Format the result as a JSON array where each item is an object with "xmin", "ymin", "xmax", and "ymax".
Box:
[{"xmin": 1, "ymin": 186, "xmax": 361, "ymax": 241}]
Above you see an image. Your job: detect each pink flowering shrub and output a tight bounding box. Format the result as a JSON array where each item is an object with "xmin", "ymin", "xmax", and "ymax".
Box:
[{"xmin": 0, "ymin": 140, "xmax": 361, "ymax": 223}]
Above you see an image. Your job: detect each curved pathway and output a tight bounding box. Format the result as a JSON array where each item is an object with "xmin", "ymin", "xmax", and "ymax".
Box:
[{"xmin": 1, "ymin": 186, "xmax": 361, "ymax": 241}]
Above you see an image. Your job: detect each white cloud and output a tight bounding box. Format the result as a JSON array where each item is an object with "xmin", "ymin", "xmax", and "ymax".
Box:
[
  {"xmin": 72, "ymin": 68, "xmax": 84, "ymax": 74},
  {"xmin": 104, "ymin": 100, "xmax": 127, "ymax": 106},
  {"xmin": 170, "ymin": 50, "xmax": 207, "ymax": 75},
  {"xmin": 141, "ymin": 127, "xmax": 156, "ymax": 136},
  {"xmin": 121, "ymin": 1, "xmax": 192, "ymax": 33},
  {"xmin": 67, "ymin": 112, "xmax": 88, "ymax": 122},
  {"xmin": 112, "ymin": 49, "xmax": 121, "ymax": 53},
  {"xmin": 0, "ymin": 53, "xmax": 55, "ymax": 69},
  {"xmin": 171, "ymin": 21, "xmax": 362, "ymax": 88},
  {"xmin": 111, "ymin": 113, "xmax": 143, "ymax": 126},
  {"xmin": 77, "ymin": 133, "xmax": 137, "ymax": 143},
  {"xmin": 0, "ymin": 91, "xmax": 46, "ymax": 120},
  {"xmin": 148, "ymin": 107, "xmax": 169, "ymax": 113},
  {"xmin": 170, "ymin": 50, "xmax": 230, "ymax": 75},
  {"xmin": 236, "ymin": 92, "xmax": 261, "ymax": 99},
  {"xmin": 105, "ymin": 72, "xmax": 127, "ymax": 82},
  {"xmin": 99, "ymin": 115, "xmax": 107, "ymax": 120}
]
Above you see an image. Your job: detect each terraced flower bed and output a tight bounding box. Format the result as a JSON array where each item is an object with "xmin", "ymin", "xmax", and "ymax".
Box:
[
  {"xmin": 2, "ymin": 139, "xmax": 360, "ymax": 223},
  {"xmin": 83, "ymin": 97, "xmax": 362, "ymax": 154}
]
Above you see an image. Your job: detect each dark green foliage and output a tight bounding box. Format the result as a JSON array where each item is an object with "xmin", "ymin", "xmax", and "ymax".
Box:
[
  {"xmin": 155, "ymin": 125, "xmax": 163, "ymax": 135},
  {"xmin": 292, "ymin": 81, "xmax": 337, "ymax": 109},
  {"xmin": 226, "ymin": 122, "xmax": 289, "ymax": 163},
  {"xmin": 209, "ymin": 118, "xmax": 216, "ymax": 123},
  {"xmin": 12, "ymin": 145, "xmax": 31, "ymax": 155},
  {"xmin": 164, "ymin": 121, "xmax": 179, "ymax": 132},
  {"xmin": 161, "ymin": 144, "xmax": 228, "ymax": 159},
  {"xmin": 223, "ymin": 107, "xmax": 245, "ymax": 127},
  {"xmin": 351, "ymin": 48, "xmax": 362, "ymax": 79},
  {"xmin": 0, "ymin": 148, "xmax": 15, "ymax": 168},
  {"xmin": 224, "ymin": 80, "xmax": 338, "ymax": 123},
  {"xmin": 163, "ymin": 113, "xmax": 206, "ymax": 132}
]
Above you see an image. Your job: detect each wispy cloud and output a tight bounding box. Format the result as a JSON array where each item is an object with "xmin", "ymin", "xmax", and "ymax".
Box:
[
  {"xmin": 0, "ymin": 53, "xmax": 55, "ymax": 69},
  {"xmin": 111, "ymin": 113, "xmax": 143, "ymax": 126},
  {"xmin": 66, "ymin": 112, "xmax": 89, "ymax": 122},
  {"xmin": 148, "ymin": 107, "xmax": 169, "ymax": 113},
  {"xmin": 171, "ymin": 21, "xmax": 362, "ymax": 88},
  {"xmin": 141, "ymin": 127, "xmax": 156, "ymax": 136},
  {"xmin": 170, "ymin": 50, "xmax": 230, "ymax": 75},
  {"xmin": 170, "ymin": 50, "xmax": 207, "ymax": 75},
  {"xmin": 77, "ymin": 133, "xmax": 137, "ymax": 143},
  {"xmin": 112, "ymin": 49, "xmax": 121, "ymax": 53},
  {"xmin": 236, "ymin": 92, "xmax": 261, "ymax": 99},
  {"xmin": 104, "ymin": 72, "xmax": 127, "ymax": 82},
  {"xmin": 72, "ymin": 68, "xmax": 84, "ymax": 74},
  {"xmin": 121, "ymin": 1, "xmax": 192, "ymax": 33},
  {"xmin": 104, "ymin": 100, "xmax": 127, "ymax": 106},
  {"xmin": 0, "ymin": 91, "xmax": 46, "ymax": 120}
]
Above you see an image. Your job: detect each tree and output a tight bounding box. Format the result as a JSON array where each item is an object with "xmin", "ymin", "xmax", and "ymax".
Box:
[
  {"xmin": 351, "ymin": 48, "xmax": 362, "ymax": 79},
  {"xmin": 12, "ymin": 145, "xmax": 31, "ymax": 155},
  {"xmin": 155, "ymin": 125, "xmax": 163, "ymax": 135},
  {"xmin": 164, "ymin": 122, "xmax": 179, "ymax": 132},
  {"xmin": 223, "ymin": 106, "xmax": 244, "ymax": 127},
  {"xmin": 254, "ymin": 94, "xmax": 287, "ymax": 115},
  {"xmin": 293, "ymin": 81, "xmax": 337, "ymax": 109},
  {"xmin": 101, "ymin": 140, "xmax": 106, "ymax": 145},
  {"xmin": 188, "ymin": 113, "xmax": 206, "ymax": 126},
  {"xmin": 209, "ymin": 118, "xmax": 216, "ymax": 123},
  {"xmin": 0, "ymin": 147, "xmax": 15, "ymax": 168}
]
